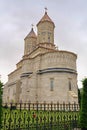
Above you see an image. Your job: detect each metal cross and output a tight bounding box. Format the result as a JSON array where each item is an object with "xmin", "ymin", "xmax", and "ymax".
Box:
[
  {"xmin": 45, "ymin": 7, "xmax": 48, "ymax": 13},
  {"xmin": 31, "ymin": 24, "xmax": 34, "ymax": 28}
]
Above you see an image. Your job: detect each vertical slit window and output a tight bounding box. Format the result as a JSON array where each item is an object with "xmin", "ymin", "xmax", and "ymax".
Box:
[
  {"xmin": 50, "ymin": 78, "xmax": 54, "ymax": 91},
  {"xmin": 48, "ymin": 37, "xmax": 50, "ymax": 43},
  {"xmin": 69, "ymin": 78, "xmax": 72, "ymax": 91}
]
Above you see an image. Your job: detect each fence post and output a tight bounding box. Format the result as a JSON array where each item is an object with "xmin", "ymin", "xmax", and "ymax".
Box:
[
  {"xmin": 74, "ymin": 102, "xmax": 76, "ymax": 111},
  {"xmin": 44, "ymin": 101, "xmax": 46, "ymax": 111},
  {"xmin": 28, "ymin": 100, "xmax": 31, "ymax": 111},
  {"xmin": 51, "ymin": 101, "xmax": 53, "ymax": 111},
  {"xmin": 63, "ymin": 102, "xmax": 65, "ymax": 111},
  {"xmin": 57, "ymin": 101, "xmax": 59, "ymax": 111},
  {"xmin": 69, "ymin": 102, "xmax": 71, "ymax": 111},
  {"xmin": 36, "ymin": 101, "xmax": 38, "ymax": 112},
  {"xmin": 19, "ymin": 100, "xmax": 22, "ymax": 111},
  {"xmin": 8, "ymin": 102, "xmax": 13, "ymax": 130}
]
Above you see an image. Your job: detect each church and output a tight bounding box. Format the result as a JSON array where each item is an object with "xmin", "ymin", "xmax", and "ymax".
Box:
[{"xmin": 3, "ymin": 9, "xmax": 78, "ymax": 103}]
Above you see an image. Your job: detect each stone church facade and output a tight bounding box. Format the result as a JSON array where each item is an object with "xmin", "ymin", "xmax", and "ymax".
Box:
[{"xmin": 3, "ymin": 10, "xmax": 78, "ymax": 103}]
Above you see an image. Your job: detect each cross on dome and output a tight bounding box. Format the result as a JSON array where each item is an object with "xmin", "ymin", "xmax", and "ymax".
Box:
[
  {"xmin": 45, "ymin": 7, "xmax": 48, "ymax": 13},
  {"xmin": 31, "ymin": 24, "xmax": 34, "ymax": 29},
  {"xmin": 37, "ymin": 8, "xmax": 55, "ymax": 27}
]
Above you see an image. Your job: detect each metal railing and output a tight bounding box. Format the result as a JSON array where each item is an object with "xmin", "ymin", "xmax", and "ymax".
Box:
[{"xmin": 2, "ymin": 102, "xmax": 80, "ymax": 130}]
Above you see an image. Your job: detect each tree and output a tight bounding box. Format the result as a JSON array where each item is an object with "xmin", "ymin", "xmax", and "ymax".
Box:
[
  {"xmin": 0, "ymin": 80, "xmax": 3, "ymax": 128},
  {"xmin": 80, "ymin": 78, "xmax": 87, "ymax": 130},
  {"xmin": 78, "ymin": 88, "xmax": 81, "ymax": 108}
]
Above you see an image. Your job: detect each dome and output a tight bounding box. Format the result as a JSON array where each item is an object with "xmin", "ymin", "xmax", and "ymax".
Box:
[
  {"xmin": 37, "ymin": 11, "xmax": 55, "ymax": 27},
  {"xmin": 24, "ymin": 28, "xmax": 37, "ymax": 40}
]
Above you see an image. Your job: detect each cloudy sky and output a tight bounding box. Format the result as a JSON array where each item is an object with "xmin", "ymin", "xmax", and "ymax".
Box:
[{"xmin": 0, "ymin": 0, "xmax": 87, "ymax": 88}]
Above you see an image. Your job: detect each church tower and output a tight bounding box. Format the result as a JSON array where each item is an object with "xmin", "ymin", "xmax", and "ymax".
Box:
[
  {"xmin": 24, "ymin": 27, "xmax": 37, "ymax": 55},
  {"xmin": 37, "ymin": 9, "xmax": 55, "ymax": 49}
]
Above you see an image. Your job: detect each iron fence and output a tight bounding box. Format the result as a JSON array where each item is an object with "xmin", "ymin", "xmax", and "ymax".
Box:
[{"xmin": 1, "ymin": 102, "xmax": 80, "ymax": 130}]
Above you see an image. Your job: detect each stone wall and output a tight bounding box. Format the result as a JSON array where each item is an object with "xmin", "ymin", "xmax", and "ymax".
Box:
[
  {"xmin": 37, "ymin": 72, "xmax": 78, "ymax": 103},
  {"xmin": 41, "ymin": 51, "xmax": 77, "ymax": 71}
]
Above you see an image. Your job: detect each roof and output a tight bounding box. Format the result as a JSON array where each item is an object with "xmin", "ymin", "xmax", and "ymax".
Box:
[
  {"xmin": 37, "ymin": 11, "xmax": 55, "ymax": 27},
  {"xmin": 24, "ymin": 28, "xmax": 37, "ymax": 39}
]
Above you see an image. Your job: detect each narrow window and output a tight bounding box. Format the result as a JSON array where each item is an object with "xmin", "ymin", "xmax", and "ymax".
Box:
[
  {"xmin": 50, "ymin": 78, "xmax": 54, "ymax": 91},
  {"xmin": 48, "ymin": 37, "xmax": 50, "ymax": 43},
  {"xmin": 69, "ymin": 78, "xmax": 72, "ymax": 91}
]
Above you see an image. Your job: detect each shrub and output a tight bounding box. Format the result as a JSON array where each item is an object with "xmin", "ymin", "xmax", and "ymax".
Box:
[
  {"xmin": 80, "ymin": 78, "xmax": 87, "ymax": 130},
  {"xmin": 78, "ymin": 88, "xmax": 82, "ymax": 108},
  {"xmin": 0, "ymin": 81, "xmax": 3, "ymax": 128}
]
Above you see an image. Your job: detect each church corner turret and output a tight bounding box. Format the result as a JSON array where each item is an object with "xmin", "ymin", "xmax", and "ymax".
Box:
[
  {"xmin": 37, "ymin": 9, "xmax": 55, "ymax": 45},
  {"xmin": 24, "ymin": 26, "xmax": 37, "ymax": 55}
]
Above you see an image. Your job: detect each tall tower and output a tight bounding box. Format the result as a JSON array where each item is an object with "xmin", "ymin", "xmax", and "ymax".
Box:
[
  {"xmin": 24, "ymin": 27, "xmax": 37, "ymax": 55},
  {"xmin": 37, "ymin": 9, "xmax": 55, "ymax": 45}
]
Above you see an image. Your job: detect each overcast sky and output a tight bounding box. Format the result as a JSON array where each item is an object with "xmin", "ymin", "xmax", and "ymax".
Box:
[{"xmin": 0, "ymin": 0, "xmax": 87, "ymax": 88}]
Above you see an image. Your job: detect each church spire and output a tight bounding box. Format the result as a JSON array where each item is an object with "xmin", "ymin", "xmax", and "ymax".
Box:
[
  {"xmin": 37, "ymin": 9, "xmax": 55, "ymax": 45},
  {"xmin": 37, "ymin": 8, "xmax": 55, "ymax": 27},
  {"xmin": 24, "ymin": 25, "xmax": 37, "ymax": 40},
  {"xmin": 24, "ymin": 25, "xmax": 37, "ymax": 55}
]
